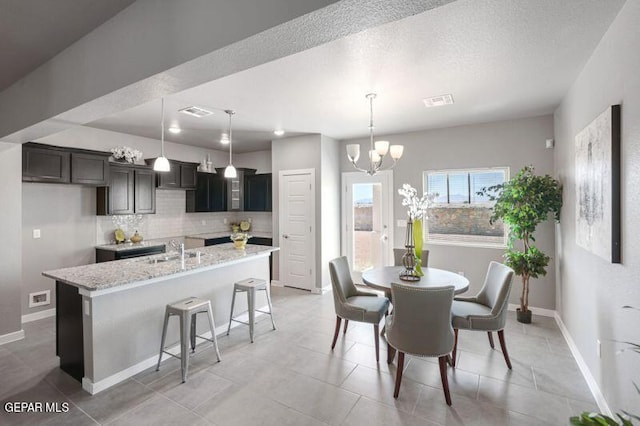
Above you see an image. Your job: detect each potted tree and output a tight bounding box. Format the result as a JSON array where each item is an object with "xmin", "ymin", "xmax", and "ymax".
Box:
[{"xmin": 480, "ymin": 165, "xmax": 562, "ymax": 323}]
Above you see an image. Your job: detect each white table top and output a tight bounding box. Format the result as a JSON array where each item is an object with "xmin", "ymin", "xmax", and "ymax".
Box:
[{"xmin": 362, "ymin": 266, "xmax": 470, "ymax": 295}]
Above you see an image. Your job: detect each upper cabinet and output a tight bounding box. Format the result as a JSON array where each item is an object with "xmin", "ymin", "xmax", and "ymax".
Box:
[
  {"xmin": 185, "ymin": 172, "xmax": 227, "ymax": 212},
  {"xmin": 145, "ymin": 159, "xmax": 198, "ymax": 190},
  {"xmin": 215, "ymin": 167, "xmax": 256, "ymax": 211},
  {"xmin": 23, "ymin": 142, "xmax": 110, "ymax": 186},
  {"xmin": 244, "ymin": 173, "xmax": 272, "ymax": 212},
  {"xmin": 97, "ymin": 164, "xmax": 156, "ymax": 215}
]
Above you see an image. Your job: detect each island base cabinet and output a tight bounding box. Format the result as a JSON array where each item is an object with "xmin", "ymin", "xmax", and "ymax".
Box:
[{"xmin": 56, "ymin": 281, "xmax": 84, "ymax": 383}]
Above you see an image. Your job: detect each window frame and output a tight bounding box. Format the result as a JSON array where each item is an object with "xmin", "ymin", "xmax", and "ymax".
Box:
[{"xmin": 422, "ymin": 166, "xmax": 509, "ymax": 249}]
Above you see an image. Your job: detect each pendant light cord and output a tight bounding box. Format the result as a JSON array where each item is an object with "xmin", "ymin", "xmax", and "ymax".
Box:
[
  {"xmin": 161, "ymin": 98, "xmax": 165, "ymax": 157},
  {"xmin": 228, "ymin": 111, "xmax": 233, "ymax": 165}
]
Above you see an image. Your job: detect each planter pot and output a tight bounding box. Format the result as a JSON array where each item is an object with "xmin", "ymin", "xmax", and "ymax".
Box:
[{"xmin": 516, "ymin": 308, "xmax": 532, "ymax": 324}]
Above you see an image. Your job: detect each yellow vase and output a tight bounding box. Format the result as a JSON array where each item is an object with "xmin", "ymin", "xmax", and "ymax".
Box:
[{"xmin": 413, "ymin": 219, "xmax": 424, "ymax": 276}]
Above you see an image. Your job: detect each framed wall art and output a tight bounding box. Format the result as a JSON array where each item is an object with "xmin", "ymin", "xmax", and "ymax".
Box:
[{"xmin": 574, "ymin": 104, "xmax": 621, "ymax": 263}]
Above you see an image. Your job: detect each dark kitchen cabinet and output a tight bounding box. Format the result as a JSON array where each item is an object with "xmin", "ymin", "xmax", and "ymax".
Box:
[
  {"xmin": 97, "ymin": 164, "xmax": 156, "ymax": 215},
  {"xmin": 145, "ymin": 159, "xmax": 198, "ymax": 190},
  {"xmin": 186, "ymin": 172, "xmax": 227, "ymax": 212},
  {"xmin": 22, "ymin": 143, "xmax": 70, "ymax": 183},
  {"xmin": 71, "ymin": 152, "xmax": 110, "ymax": 185},
  {"xmin": 244, "ymin": 173, "xmax": 272, "ymax": 212},
  {"xmin": 23, "ymin": 142, "xmax": 111, "ymax": 186},
  {"xmin": 96, "ymin": 244, "xmax": 165, "ymax": 263},
  {"xmin": 215, "ymin": 167, "xmax": 256, "ymax": 211}
]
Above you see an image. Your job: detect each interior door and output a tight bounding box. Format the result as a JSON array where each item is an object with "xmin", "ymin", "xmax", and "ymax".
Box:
[
  {"xmin": 343, "ymin": 170, "xmax": 393, "ymax": 282},
  {"xmin": 279, "ymin": 169, "xmax": 315, "ymax": 290}
]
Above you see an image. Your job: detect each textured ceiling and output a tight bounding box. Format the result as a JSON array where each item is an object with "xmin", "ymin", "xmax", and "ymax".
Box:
[
  {"xmin": 86, "ymin": 0, "xmax": 625, "ymax": 153},
  {"xmin": 0, "ymin": 0, "xmax": 136, "ymax": 92}
]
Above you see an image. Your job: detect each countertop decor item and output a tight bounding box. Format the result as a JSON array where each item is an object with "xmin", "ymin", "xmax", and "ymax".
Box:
[
  {"xmin": 130, "ymin": 231, "xmax": 143, "ymax": 243},
  {"xmin": 346, "ymin": 93, "xmax": 404, "ymax": 176},
  {"xmin": 111, "ymin": 146, "xmax": 143, "ymax": 164},
  {"xmin": 230, "ymin": 232, "xmax": 250, "ymax": 250},
  {"xmin": 478, "ymin": 165, "xmax": 562, "ymax": 323},
  {"xmin": 398, "ymin": 184, "xmax": 437, "ymax": 280},
  {"xmin": 240, "ymin": 220, "xmax": 251, "ymax": 231},
  {"xmin": 114, "ymin": 228, "xmax": 126, "ymax": 244}
]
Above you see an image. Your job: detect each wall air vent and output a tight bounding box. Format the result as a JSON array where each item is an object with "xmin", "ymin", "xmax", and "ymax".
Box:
[
  {"xmin": 179, "ymin": 106, "xmax": 214, "ymax": 118},
  {"xmin": 423, "ymin": 94, "xmax": 454, "ymax": 108}
]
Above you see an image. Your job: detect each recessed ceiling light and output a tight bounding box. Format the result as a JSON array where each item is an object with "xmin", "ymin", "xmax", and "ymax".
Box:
[
  {"xmin": 168, "ymin": 126, "xmax": 181, "ymax": 134},
  {"xmin": 220, "ymin": 133, "xmax": 229, "ymax": 144},
  {"xmin": 179, "ymin": 106, "xmax": 214, "ymax": 118},
  {"xmin": 423, "ymin": 94, "xmax": 454, "ymax": 108},
  {"xmin": 273, "ymin": 129, "xmax": 285, "ymax": 136}
]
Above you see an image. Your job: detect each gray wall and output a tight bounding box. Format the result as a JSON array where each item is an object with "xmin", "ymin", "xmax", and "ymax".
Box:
[
  {"xmin": 554, "ymin": 0, "xmax": 640, "ymax": 413},
  {"xmin": 271, "ymin": 134, "xmax": 322, "ymax": 286},
  {"xmin": 320, "ymin": 135, "xmax": 341, "ymax": 289},
  {"xmin": 22, "ymin": 184, "xmax": 97, "ymax": 315},
  {"xmin": 340, "ymin": 115, "xmax": 556, "ymax": 309},
  {"xmin": 0, "ymin": 142, "xmax": 22, "ymax": 337}
]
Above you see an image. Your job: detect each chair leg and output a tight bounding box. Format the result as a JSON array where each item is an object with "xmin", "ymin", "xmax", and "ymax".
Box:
[
  {"xmin": 180, "ymin": 314, "xmax": 190, "ymax": 383},
  {"xmin": 227, "ymin": 289, "xmax": 237, "ymax": 335},
  {"xmin": 205, "ymin": 303, "xmax": 222, "ymax": 362},
  {"xmin": 156, "ymin": 310, "xmax": 170, "ymax": 371},
  {"xmin": 374, "ymin": 324, "xmax": 380, "ymax": 362},
  {"xmin": 497, "ymin": 330, "xmax": 512, "ymax": 369},
  {"xmin": 387, "ymin": 343, "xmax": 396, "ymax": 364},
  {"xmin": 452, "ymin": 329, "xmax": 459, "ymax": 368},
  {"xmin": 264, "ymin": 287, "xmax": 277, "ymax": 330},
  {"xmin": 331, "ymin": 316, "xmax": 342, "ymax": 349},
  {"xmin": 488, "ymin": 331, "xmax": 495, "ymax": 349},
  {"xmin": 248, "ymin": 288, "xmax": 256, "ymax": 343},
  {"xmin": 343, "ymin": 319, "xmax": 349, "ymax": 334},
  {"xmin": 190, "ymin": 313, "xmax": 197, "ymax": 353},
  {"xmin": 438, "ymin": 356, "xmax": 452, "ymax": 406},
  {"xmin": 393, "ymin": 352, "xmax": 405, "ymax": 398}
]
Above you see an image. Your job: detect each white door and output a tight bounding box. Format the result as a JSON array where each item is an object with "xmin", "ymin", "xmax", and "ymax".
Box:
[
  {"xmin": 342, "ymin": 170, "xmax": 393, "ymax": 282},
  {"xmin": 279, "ymin": 169, "xmax": 315, "ymax": 290}
]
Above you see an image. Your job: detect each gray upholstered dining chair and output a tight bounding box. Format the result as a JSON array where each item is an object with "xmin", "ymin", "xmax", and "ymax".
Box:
[
  {"xmin": 386, "ymin": 283, "xmax": 455, "ymax": 405},
  {"xmin": 393, "ymin": 248, "xmax": 429, "ymax": 267},
  {"xmin": 450, "ymin": 261, "xmax": 515, "ymax": 369},
  {"xmin": 329, "ymin": 257, "xmax": 390, "ymax": 362}
]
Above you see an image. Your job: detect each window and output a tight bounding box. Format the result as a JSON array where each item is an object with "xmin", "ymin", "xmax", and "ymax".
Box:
[{"xmin": 423, "ymin": 167, "xmax": 509, "ymax": 247}]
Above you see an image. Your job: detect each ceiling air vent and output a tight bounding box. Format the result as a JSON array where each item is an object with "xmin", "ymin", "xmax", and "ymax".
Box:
[
  {"xmin": 423, "ymin": 94, "xmax": 454, "ymax": 108},
  {"xmin": 179, "ymin": 106, "xmax": 214, "ymax": 118}
]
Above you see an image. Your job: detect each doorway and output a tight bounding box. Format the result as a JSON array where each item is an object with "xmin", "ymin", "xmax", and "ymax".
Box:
[
  {"xmin": 278, "ymin": 169, "xmax": 315, "ymax": 291},
  {"xmin": 342, "ymin": 170, "xmax": 394, "ymax": 282}
]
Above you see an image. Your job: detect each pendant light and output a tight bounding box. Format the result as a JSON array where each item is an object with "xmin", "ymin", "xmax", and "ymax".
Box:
[
  {"xmin": 153, "ymin": 98, "xmax": 171, "ymax": 172},
  {"xmin": 223, "ymin": 110, "xmax": 237, "ymax": 178},
  {"xmin": 346, "ymin": 93, "xmax": 404, "ymax": 176}
]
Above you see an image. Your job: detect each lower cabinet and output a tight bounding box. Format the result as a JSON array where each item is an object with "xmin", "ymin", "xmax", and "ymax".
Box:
[
  {"xmin": 95, "ymin": 245, "xmax": 166, "ymax": 263},
  {"xmin": 186, "ymin": 172, "xmax": 227, "ymax": 212},
  {"xmin": 97, "ymin": 164, "xmax": 156, "ymax": 215}
]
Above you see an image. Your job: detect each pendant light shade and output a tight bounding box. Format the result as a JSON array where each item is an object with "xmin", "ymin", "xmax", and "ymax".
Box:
[
  {"xmin": 153, "ymin": 98, "xmax": 171, "ymax": 172},
  {"xmin": 224, "ymin": 109, "xmax": 236, "ymax": 179}
]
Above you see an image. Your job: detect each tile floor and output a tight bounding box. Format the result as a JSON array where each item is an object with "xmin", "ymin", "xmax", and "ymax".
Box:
[{"xmin": 0, "ymin": 287, "xmax": 597, "ymax": 425}]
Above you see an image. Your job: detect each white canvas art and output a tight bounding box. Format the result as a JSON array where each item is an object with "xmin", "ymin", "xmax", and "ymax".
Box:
[{"xmin": 574, "ymin": 105, "xmax": 618, "ymax": 262}]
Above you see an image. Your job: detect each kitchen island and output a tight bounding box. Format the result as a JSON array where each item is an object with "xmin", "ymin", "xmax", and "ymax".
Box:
[{"xmin": 43, "ymin": 243, "xmax": 278, "ymax": 394}]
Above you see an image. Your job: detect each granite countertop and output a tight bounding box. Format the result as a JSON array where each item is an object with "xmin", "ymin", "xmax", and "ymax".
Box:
[
  {"xmin": 43, "ymin": 244, "xmax": 278, "ymax": 292},
  {"xmin": 185, "ymin": 231, "xmax": 273, "ymax": 240}
]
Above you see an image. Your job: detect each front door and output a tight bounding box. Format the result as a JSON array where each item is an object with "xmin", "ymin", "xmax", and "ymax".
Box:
[
  {"xmin": 279, "ymin": 169, "xmax": 315, "ymax": 290},
  {"xmin": 342, "ymin": 170, "xmax": 393, "ymax": 283}
]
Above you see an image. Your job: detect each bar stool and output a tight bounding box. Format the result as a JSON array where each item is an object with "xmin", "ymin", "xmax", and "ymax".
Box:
[
  {"xmin": 156, "ymin": 297, "xmax": 221, "ymax": 383},
  {"xmin": 227, "ymin": 278, "xmax": 276, "ymax": 343}
]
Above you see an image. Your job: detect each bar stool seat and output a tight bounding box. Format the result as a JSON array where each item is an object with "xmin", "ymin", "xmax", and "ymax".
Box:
[
  {"xmin": 227, "ymin": 278, "xmax": 276, "ymax": 343},
  {"xmin": 156, "ymin": 296, "xmax": 221, "ymax": 383}
]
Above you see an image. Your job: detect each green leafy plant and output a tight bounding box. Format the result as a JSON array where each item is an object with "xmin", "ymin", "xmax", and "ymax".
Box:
[{"xmin": 478, "ymin": 165, "xmax": 562, "ymax": 318}]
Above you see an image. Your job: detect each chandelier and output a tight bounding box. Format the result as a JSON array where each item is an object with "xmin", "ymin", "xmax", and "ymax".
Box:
[{"xmin": 346, "ymin": 93, "xmax": 403, "ymax": 176}]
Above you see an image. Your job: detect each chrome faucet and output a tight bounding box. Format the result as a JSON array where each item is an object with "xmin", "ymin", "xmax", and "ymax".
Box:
[{"xmin": 169, "ymin": 240, "xmax": 186, "ymax": 268}]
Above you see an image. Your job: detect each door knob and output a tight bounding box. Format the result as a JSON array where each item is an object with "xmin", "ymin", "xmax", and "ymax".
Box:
[{"xmin": 282, "ymin": 234, "xmax": 289, "ymax": 239}]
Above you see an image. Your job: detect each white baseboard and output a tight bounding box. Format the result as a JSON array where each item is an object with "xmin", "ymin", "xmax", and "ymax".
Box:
[
  {"xmin": 22, "ymin": 308, "xmax": 56, "ymax": 324},
  {"xmin": 0, "ymin": 329, "xmax": 25, "ymax": 346},
  {"xmin": 82, "ymin": 305, "xmax": 270, "ymax": 395},
  {"xmin": 507, "ymin": 303, "xmax": 556, "ymax": 318},
  {"xmin": 270, "ymin": 280, "xmax": 283, "ymax": 287},
  {"xmin": 554, "ymin": 312, "xmax": 613, "ymax": 417}
]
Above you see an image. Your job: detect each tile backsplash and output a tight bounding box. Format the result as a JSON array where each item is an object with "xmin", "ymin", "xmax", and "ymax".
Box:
[{"xmin": 96, "ymin": 190, "xmax": 272, "ymax": 244}]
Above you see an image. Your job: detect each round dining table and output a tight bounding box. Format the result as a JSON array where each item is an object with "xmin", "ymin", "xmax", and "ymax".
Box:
[{"xmin": 362, "ymin": 266, "xmax": 470, "ymax": 297}]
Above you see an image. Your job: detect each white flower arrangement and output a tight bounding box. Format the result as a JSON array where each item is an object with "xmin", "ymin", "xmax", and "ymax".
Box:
[
  {"xmin": 398, "ymin": 184, "xmax": 437, "ymax": 220},
  {"xmin": 110, "ymin": 146, "xmax": 143, "ymax": 163}
]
